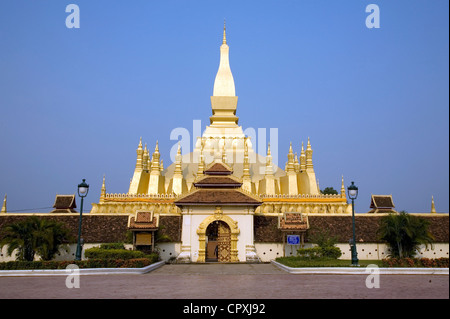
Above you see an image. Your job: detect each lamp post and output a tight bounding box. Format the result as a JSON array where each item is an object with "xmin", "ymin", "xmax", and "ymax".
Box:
[
  {"xmin": 75, "ymin": 179, "xmax": 89, "ymax": 261},
  {"xmin": 347, "ymin": 181, "xmax": 359, "ymax": 266}
]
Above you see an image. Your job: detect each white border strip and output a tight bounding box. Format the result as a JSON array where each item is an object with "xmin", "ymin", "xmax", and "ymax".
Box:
[
  {"xmin": 0, "ymin": 260, "xmax": 166, "ymax": 277},
  {"xmin": 271, "ymin": 260, "xmax": 449, "ymax": 275}
]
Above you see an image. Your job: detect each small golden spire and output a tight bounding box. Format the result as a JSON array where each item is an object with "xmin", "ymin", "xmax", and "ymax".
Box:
[
  {"xmin": 431, "ymin": 196, "xmax": 437, "ymax": 213},
  {"xmin": 267, "ymin": 142, "xmax": 271, "ymax": 156},
  {"xmin": 100, "ymin": 176, "xmax": 106, "ymax": 203},
  {"xmin": 1, "ymin": 194, "xmax": 6, "ymax": 214},
  {"xmin": 341, "ymin": 175, "xmax": 346, "ymax": 198}
]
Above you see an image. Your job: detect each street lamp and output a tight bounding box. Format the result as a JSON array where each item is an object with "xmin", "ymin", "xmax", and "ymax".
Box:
[
  {"xmin": 75, "ymin": 179, "xmax": 89, "ymax": 261},
  {"xmin": 347, "ymin": 181, "xmax": 359, "ymax": 266}
]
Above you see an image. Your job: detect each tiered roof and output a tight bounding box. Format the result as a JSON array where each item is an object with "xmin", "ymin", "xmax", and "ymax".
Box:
[
  {"xmin": 50, "ymin": 195, "xmax": 77, "ymax": 213},
  {"xmin": 278, "ymin": 212, "xmax": 309, "ymax": 231},
  {"xmin": 128, "ymin": 211, "xmax": 159, "ymax": 231},
  {"xmin": 367, "ymin": 195, "xmax": 397, "ymax": 214},
  {"xmin": 175, "ymin": 161, "xmax": 262, "ymax": 207}
]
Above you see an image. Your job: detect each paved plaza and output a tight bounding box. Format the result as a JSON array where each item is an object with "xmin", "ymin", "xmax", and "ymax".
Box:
[{"xmin": 0, "ymin": 263, "xmax": 448, "ymax": 299}]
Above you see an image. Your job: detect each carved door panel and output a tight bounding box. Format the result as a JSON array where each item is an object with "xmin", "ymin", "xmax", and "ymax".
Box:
[{"xmin": 217, "ymin": 221, "xmax": 231, "ymax": 262}]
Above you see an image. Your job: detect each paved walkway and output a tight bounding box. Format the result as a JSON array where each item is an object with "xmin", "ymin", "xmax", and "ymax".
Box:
[{"xmin": 0, "ymin": 263, "xmax": 448, "ymax": 299}]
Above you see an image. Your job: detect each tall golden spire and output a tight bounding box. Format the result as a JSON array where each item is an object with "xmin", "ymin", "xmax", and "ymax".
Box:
[
  {"xmin": 294, "ymin": 153, "xmax": 300, "ymax": 173},
  {"xmin": 197, "ymin": 148, "xmax": 205, "ymax": 178},
  {"xmin": 143, "ymin": 144, "xmax": 149, "ymax": 171},
  {"xmin": 151, "ymin": 141, "xmax": 161, "ymax": 173},
  {"xmin": 286, "ymin": 142, "xmax": 295, "ymax": 173},
  {"xmin": 265, "ymin": 143, "xmax": 274, "ymax": 176},
  {"xmin": 213, "ymin": 22, "xmax": 235, "ymax": 97},
  {"xmin": 210, "ymin": 22, "xmax": 239, "ymax": 126},
  {"xmin": 300, "ymin": 142, "xmax": 306, "ymax": 171},
  {"xmin": 135, "ymin": 137, "xmax": 144, "ymax": 171},
  {"xmin": 306, "ymin": 137, "xmax": 313, "ymax": 170},
  {"xmin": 174, "ymin": 142, "xmax": 183, "ymax": 175}
]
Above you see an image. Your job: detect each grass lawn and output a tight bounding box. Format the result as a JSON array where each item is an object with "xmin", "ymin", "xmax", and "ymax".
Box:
[{"xmin": 275, "ymin": 257, "xmax": 384, "ymax": 268}]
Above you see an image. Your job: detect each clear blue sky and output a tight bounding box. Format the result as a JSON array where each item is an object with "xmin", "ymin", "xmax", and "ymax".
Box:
[{"xmin": 0, "ymin": 0, "xmax": 448, "ymax": 214}]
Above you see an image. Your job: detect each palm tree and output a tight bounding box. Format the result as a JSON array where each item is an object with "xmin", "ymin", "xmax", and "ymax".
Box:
[
  {"xmin": 0, "ymin": 217, "xmax": 37, "ymax": 261},
  {"xmin": 377, "ymin": 211, "xmax": 435, "ymax": 258},
  {"xmin": 0, "ymin": 216, "xmax": 73, "ymax": 261},
  {"xmin": 33, "ymin": 218, "xmax": 73, "ymax": 260}
]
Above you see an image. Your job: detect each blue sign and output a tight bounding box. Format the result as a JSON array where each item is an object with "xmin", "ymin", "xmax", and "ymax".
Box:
[{"xmin": 287, "ymin": 235, "xmax": 300, "ymax": 245}]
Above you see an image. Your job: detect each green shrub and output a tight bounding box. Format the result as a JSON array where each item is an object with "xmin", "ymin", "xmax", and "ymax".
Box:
[
  {"xmin": 297, "ymin": 246, "xmax": 342, "ymax": 260},
  {"xmin": 297, "ymin": 247, "xmax": 322, "ymax": 259},
  {"xmin": 320, "ymin": 246, "xmax": 342, "ymax": 259},
  {"xmin": 0, "ymin": 258, "xmax": 157, "ymax": 270},
  {"xmin": 308, "ymin": 228, "xmax": 339, "ymax": 248},
  {"xmin": 99, "ymin": 243, "xmax": 126, "ymax": 250},
  {"xmin": 84, "ymin": 248, "xmax": 147, "ymax": 260}
]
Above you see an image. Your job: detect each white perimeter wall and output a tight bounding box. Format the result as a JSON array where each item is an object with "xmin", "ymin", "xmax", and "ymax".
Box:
[
  {"xmin": 1, "ymin": 242, "xmax": 448, "ymax": 263},
  {"xmin": 255, "ymin": 243, "xmax": 450, "ymax": 262}
]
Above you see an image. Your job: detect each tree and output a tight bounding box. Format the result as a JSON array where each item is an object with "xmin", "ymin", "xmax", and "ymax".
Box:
[
  {"xmin": 34, "ymin": 218, "xmax": 73, "ymax": 260},
  {"xmin": 0, "ymin": 216, "xmax": 73, "ymax": 261},
  {"xmin": 0, "ymin": 217, "xmax": 37, "ymax": 261},
  {"xmin": 377, "ymin": 211, "xmax": 435, "ymax": 258},
  {"xmin": 321, "ymin": 187, "xmax": 338, "ymax": 195}
]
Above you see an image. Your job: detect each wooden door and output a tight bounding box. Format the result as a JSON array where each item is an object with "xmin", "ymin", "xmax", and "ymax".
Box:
[{"xmin": 217, "ymin": 221, "xmax": 231, "ymax": 262}]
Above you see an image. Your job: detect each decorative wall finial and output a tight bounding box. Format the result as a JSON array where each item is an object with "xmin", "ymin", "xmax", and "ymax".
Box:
[
  {"xmin": 431, "ymin": 195, "xmax": 437, "ymax": 213},
  {"xmin": 1, "ymin": 194, "xmax": 6, "ymax": 214}
]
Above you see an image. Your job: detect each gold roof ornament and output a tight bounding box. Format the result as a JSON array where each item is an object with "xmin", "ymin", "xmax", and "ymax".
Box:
[
  {"xmin": 341, "ymin": 175, "xmax": 346, "ymax": 198},
  {"xmin": 265, "ymin": 143, "xmax": 274, "ymax": 176},
  {"xmin": 1, "ymin": 194, "xmax": 6, "ymax": 214},
  {"xmin": 431, "ymin": 196, "xmax": 437, "ymax": 213},
  {"xmin": 100, "ymin": 175, "xmax": 106, "ymax": 203},
  {"xmin": 300, "ymin": 142, "xmax": 306, "ymax": 171}
]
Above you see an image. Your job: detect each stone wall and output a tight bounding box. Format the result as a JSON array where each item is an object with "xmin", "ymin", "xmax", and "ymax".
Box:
[
  {"xmin": 254, "ymin": 214, "xmax": 449, "ymax": 243},
  {"xmin": 158, "ymin": 216, "xmax": 182, "ymax": 242},
  {"xmin": 1, "ymin": 213, "xmax": 448, "ymax": 245},
  {"xmin": 0, "ymin": 214, "xmax": 130, "ymax": 243},
  {"xmin": 0, "ymin": 214, "xmax": 183, "ymax": 244}
]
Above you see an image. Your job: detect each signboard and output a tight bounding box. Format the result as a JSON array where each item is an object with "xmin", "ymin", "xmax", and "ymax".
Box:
[
  {"xmin": 287, "ymin": 235, "xmax": 300, "ymax": 245},
  {"xmin": 135, "ymin": 233, "xmax": 152, "ymax": 246}
]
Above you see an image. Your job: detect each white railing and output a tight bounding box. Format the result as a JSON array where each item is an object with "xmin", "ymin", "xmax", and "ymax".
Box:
[
  {"xmin": 105, "ymin": 193, "xmax": 178, "ymax": 200},
  {"xmin": 259, "ymin": 193, "xmax": 343, "ymax": 199}
]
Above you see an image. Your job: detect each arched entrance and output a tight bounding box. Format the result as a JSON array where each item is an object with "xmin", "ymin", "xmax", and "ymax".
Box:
[
  {"xmin": 206, "ymin": 221, "xmax": 231, "ymax": 262},
  {"xmin": 196, "ymin": 209, "xmax": 240, "ymax": 262}
]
